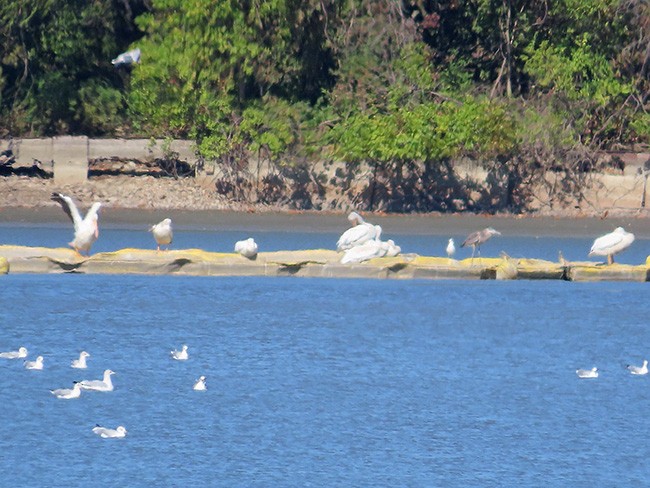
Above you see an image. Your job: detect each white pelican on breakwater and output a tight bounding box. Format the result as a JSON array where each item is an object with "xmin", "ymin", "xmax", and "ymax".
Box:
[
  {"xmin": 336, "ymin": 212, "xmax": 379, "ymax": 251},
  {"xmin": 589, "ymin": 227, "xmax": 635, "ymax": 265}
]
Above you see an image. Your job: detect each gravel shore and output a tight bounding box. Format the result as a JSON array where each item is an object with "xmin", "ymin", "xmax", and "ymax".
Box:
[{"xmin": 1, "ymin": 174, "xmax": 650, "ymax": 237}]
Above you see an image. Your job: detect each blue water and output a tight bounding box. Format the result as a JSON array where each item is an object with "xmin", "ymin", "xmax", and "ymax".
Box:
[
  {"xmin": 0, "ymin": 223, "xmax": 648, "ymax": 264},
  {"xmin": 1, "ymin": 227, "xmax": 650, "ymax": 486}
]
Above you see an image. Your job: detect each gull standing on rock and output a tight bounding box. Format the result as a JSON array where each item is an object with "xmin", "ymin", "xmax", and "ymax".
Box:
[
  {"xmin": 171, "ymin": 344, "xmax": 189, "ymax": 361},
  {"xmin": 51, "ymin": 382, "xmax": 82, "ymax": 399},
  {"xmin": 446, "ymin": 238, "xmax": 456, "ymax": 259},
  {"xmin": 336, "ymin": 212, "xmax": 379, "ymax": 251},
  {"xmin": 589, "ymin": 227, "xmax": 635, "ymax": 265},
  {"xmin": 150, "ymin": 218, "xmax": 173, "ymax": 251},
  {"xmin": 71, "ymin": 351, "xmax": 90, "ymax": 369},
  {"xmin": 576, "ymin": 367, "xmax": 599, "ymax": 379},
  {"xmin": 234, "ymin": 237, "xmax": 258, "ymax": 259},
  {"xmin": 92, "ymin": 425, "xmax": 127, "ymax": 438},
  {"xmin": 0, "ymin": 347, "xmax": 28, "ymax": 359},
  {"xmin": 79, "ymin": 369, "xmax": 115, "ymax": 392},
  {"xmin": 24, "ymin": 356, "xmax": 44, "ymax": 370},
  {"xmin": 193, "ymin": 376, "xmax": 207, "ymax": 391},
  {"xmin": 51, "ymin": 193, "xmax": 102, "ymax": 255}
]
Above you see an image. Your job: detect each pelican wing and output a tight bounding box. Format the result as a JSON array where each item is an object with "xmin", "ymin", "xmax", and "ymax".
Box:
[
  {"xmin": 589, "ymin": 229, "xmax": 634, "ymax": 256},
  {"xmin": 341, "ymin": 240, "xmax": 384, "ymax": 264},
  {"xmin": 51, "ymin": 193, "xmax": 82, "ymax": 230},
  {"xmin": 337, "ymin": 224, "xmax": 376, "ymax": 251}
]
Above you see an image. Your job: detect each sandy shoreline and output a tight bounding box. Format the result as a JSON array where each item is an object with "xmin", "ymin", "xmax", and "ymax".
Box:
[
  {"xmin": 2, "ymin": 206, "xmax": 649, "ymax": 238},
  {"xmin": 1, "ymin": 174, "xmax": 649, "ymax": 237}
]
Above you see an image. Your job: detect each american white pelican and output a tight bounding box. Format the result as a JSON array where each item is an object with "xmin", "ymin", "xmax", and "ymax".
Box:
[
  {"xmin": 234, "ymin": 237, "xmax": 258, "ymax": 259},
  {"xmin": 92, "ymin": 425, "xmax": 127, "ymax": 438},
  {"xmin": 589, "ymin": 227, "xmax": 635, "ymax": 265},
  {"xmin": 24, "ymin": 356, "xmax": 44, "ymax": 370},
  {"xmin": 627, "ymin": 359, "xmax": 648, "ymax": 375},
  {"xmin": 150, "ymin": 218, "xmax": 173, "ymax": 251},
  {"xmin": 79, "ymin": 369, "xmax": 115, "ymax": 391},
  {"xmin": 193, "ymin": 376, "xmax": 207, "ymax": 391},
  {"xmin": 51, "ymin": 193, "xmax": 102, "ymax": 255},
  {"xmin": 71, "ymin": 351, "xmax": 90, "ymax": 369},
  {"xmin": 341, "ymin": 228, "xmax": 401, "ymax": 264},
  {"xmin": 51, "ymin": 382, "xmax": 82, "ymax": 399},
  {"xmin": 461, "ymin": 228, "xmax": 501, "ymax": 261},
  {"xmin": 336, "ymin": 212, "xmax": 379, "ymax": 251},
  {"xmin": 576, "ymin": 367, "xmax": 598, "ymax": 379},
  {"xmin": 112, "ymin": 47, "xmax": 140, "ymax": 67},
  {"xmin": 446, "ymin": 238, "xmax": 456, "ymax": 258},
  {"xmin": 0, "ymin": 346, "xmax": 28, "ymax": 359},
  {"xmin": 171, "ymin": 344, "xmax": 188, "ymax": 361}
]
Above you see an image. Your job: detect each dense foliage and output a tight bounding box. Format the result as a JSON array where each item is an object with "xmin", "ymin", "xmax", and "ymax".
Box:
[{"xmin": 0, "ymin": 0, "xmax": 648, "ymax": 212}]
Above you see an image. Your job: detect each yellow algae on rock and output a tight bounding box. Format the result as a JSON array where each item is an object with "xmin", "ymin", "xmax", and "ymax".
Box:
[
  {"xmin": 0, "ymin": 256, "xmax": 8, "ymax": 274},
  {"xmin": 568, "ymin": 263, "xmax": 649, "ymax": 282}
]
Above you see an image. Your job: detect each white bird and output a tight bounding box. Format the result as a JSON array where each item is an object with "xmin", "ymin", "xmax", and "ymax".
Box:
[
  {"xmin": 627, "ymin": 359, "xmax": 648, "ymax": 375},
  {"xmin": 193, "ymin": 376, "xmax": 207, "ymax": 391},
  {"xmin": 341, "ymin": 228, "xmax": 402, "ymax": 264},
  {"xmin": 71, "ymin": 351, "xmax": 90, "ymax": 369},
  {"xmin": 111, "ymin": 47, "xmax": 140, "ymax": 67},
  {"xmin": 24, "ymin": 355, "xmax": 44, "ymax": 370},
  {"xmin": 576, "ymin": 367, "xmax": 599, "ymax": 379},
  {"xmin": 446, "ymin": 238, "xmax": 456, "ymax": 258},
  {"xmin": 150, "ymin": 218, "xmax": 173, "ymax": 251},
  {"xmin": 92, "ymin": 425, "xmax": 127, "ymax": 438},
  {"xmin": 51, "ymin": 193, "xmax": 102, "ymax": 255},
  {"xmin": 79, "ymin": 369, "xmax": 115, "ymax": 392},
  {"xmin": 171, "ymin": 344, "xmax": 188, "ymax": 361},
  {"xmin": 589, "ymin": 227, "xmax": 635, "ymax": 265},
  {"xmin": 336, "ymin": 212, "xmax": 379, "ymax": 251},
  {"xmin": 234, "ymin": 237, "xmax": 258, "ymax": 259},
  {"xmin": 0, "ymin": 346, "xmax": 28, "ymax": 359},
  {"xmin": 51, "ymin": 382, "xmax": 82, "ymax": 399}
]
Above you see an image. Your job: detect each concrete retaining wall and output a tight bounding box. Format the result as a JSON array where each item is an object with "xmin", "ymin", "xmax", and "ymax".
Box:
[
  {"xmin": 1, "ymin": 137, "xmax": 199, "ymax": 184},
  {"xmin": 1, "ymin": 246, "xmax": 648, "ymax": 282}
]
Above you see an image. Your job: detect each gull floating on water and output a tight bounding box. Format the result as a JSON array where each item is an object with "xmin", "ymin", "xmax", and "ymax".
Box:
[
  {"xmin": 51, "ymin": 193, "xmax": 102, "ymax": 255},
  {"xmin": 150, "ymin": 218, "xmax": 173, "ymax": 251},
  {"xmin": 589, "ymin": 227, "xmax": 635, "ymax": 265},
  {"xmin": 0, "ymin": 346, "xmax": 28, "ymax": 359},
  {"xmin": 51, "ymin": 382, "xmax": 82, "ymax": 399},
  {"xmin": 446, "ymin": 238, "xmax": 456, "ymax": 259},
  {"xmin": 193, "ymin": 376, "xmax": 207, "ymax": 391},
  {"xmin": 627, "ymin": 359, "xmax": 648, "ymax": 375},
  {"xmin": 92, "ymin": 425, "xmax": 127, "ymax": 438},
  {"xmin": 79, "ymin": 369, "xmax": 115, "ymax": 391},
  {"xmin": 336, "ymin": 212, "xmax": 379, "ymax": 251},
  {"xmin": 71, "ymin": 351, "xmax": 90, "ymax": 369},
  {"xmin": 234, "ymin": 237, "xmax": 258, "ymax": 259},
  {"xmin": 171, "ymin": 345, "xmax": 188, "ymax": 361},
  {"xmin": 24, "ymin": 356, "xmax": 44, "ymax": 370},
  {"xmin": 576, "ymin": 367, "xmax": 599, "ymax": 379}
]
